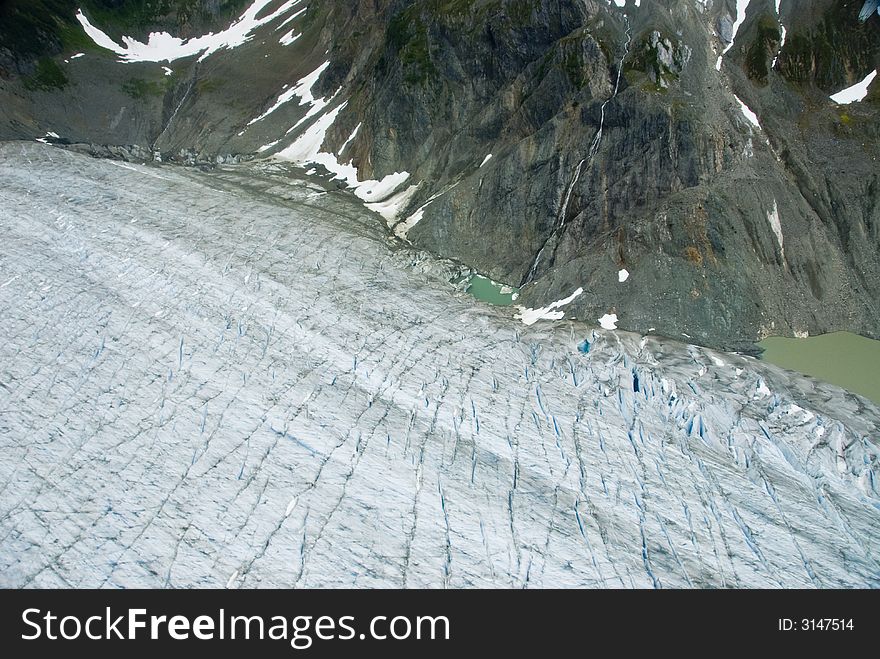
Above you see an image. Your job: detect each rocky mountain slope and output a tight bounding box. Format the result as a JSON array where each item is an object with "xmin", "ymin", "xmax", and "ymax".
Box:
[{"xmin": 1, "ymin": 0, "xmax": 878, "ymax": 350}]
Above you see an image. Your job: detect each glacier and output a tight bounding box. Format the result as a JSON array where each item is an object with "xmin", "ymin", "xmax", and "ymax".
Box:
[{"xmin": 0, "ymin": 143, "xmax": 878, "ymax": 588}]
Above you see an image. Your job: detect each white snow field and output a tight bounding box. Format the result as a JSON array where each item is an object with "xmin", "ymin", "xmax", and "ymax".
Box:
[{"xmin": 1, "ymin": 143, "xmax": 878, "ymax": 588}]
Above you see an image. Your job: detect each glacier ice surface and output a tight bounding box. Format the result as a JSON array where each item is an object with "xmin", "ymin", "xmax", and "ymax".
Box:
[{"xmin": 0, "ymin": 143, "xmax": 878, "ymax": 588}]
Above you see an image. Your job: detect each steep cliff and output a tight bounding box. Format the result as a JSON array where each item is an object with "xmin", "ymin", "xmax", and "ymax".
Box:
[{"xmin": 1, "ymin": 0, "xmax": 878, "ymax": 349}]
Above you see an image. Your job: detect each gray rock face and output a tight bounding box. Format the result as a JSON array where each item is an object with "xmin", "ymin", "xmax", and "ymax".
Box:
[
  {"xmin": 1, "ymin": 143, "xmax": 878, "ymax": 588},
  {"xmin": 0, "ymin": 0, "xmax": 878, "ymax": 349}
]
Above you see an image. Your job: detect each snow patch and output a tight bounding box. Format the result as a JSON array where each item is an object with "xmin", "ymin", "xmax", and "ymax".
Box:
[
  {"xmin": 339, "ymin": 123, "xmax": 361, "ymax": 155},
  {"xmin": 395, "ymin": 207, "xmax": 425, "ymax": 239},
  {"xmin": 366, "ymin": 184, "xmax": 420, "ymax": 224},
  {"xmin": 248, "ymin": 61, "xmax": 330, "ymax": 127},
  {"xmin": 279, "ymin": 29, "xmax": 300, "ymax": 46},
  {"xmin": 393, "ymin": 188, "xmax": 450, "ymax": 239},
  {"xmin": 735, "ymin": 95, "xmax": 761, "ymax": 129},
  {"xmin": 830, "ymin": 69, "xmax": 877, "ymax": 105},
  {"xmin": 516, "ymin": 288, "xmax": 584, "ymax": 326},
  {"xmin": 716, "ymin": 0, "xmax": 752, "ymax": 71},
  {"xmin": 788, "ymin": 404, "xmax": 815, "ymax": 422},
  {"xmin": 598, "ymin": 313, "xmax": 619, "ymax": 330},
  {"xmin": 267, "ymin": 88, "xmax": 414, "ymax": 224},
  {"xmin": 75, "ymin": 1, "xmax": 302, "ymax": 63},
  {"xmin": 767, "ymin": 200, "xmax": 784, "ymax": 262},
  {"xmin": 35, "ymin": 131, "xmax": 60, "ymax": 144}
]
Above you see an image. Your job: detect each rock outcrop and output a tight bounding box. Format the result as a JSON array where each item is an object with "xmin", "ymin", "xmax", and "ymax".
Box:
[{"xmin": 1, "ymin": 0, "xmax": 878, "ymax": 349}]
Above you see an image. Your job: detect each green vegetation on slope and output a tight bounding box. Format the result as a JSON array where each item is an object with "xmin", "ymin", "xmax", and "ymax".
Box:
[
  {"xmin": 744, "ymin": 14, "xmax": 781, "ymax": 86},
  {"xmin": 776, "ymin": 1, "xmax": 879, "ymax": 92},
  {"xmin": 386, "ymin": 7, "xmax": 437, "ymax": 85},
  {"xmin": 0, "ymin": 0, "xmax": 250, "ymax": 66},
  {"xmin": 0, "ymin": 1, "xmax": 87, "ymax": 58},
  {"xmin": 22, "ymin": 57, "xmax": 69, "ymax": 90}
]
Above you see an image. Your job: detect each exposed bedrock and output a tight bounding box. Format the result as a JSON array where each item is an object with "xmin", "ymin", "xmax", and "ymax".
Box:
[{"xmin": 1, "ymin": 0, "xmax": 878, "ymax": 348}]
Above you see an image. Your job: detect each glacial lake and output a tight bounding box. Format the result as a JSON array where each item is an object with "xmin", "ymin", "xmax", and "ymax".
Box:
[
  {"xmin": 759, "ymin": 332, "xmax": 880, "ymax": 406},
  {"xmin": 465, "ymin": 275, "xmax": 519, "ymax": 306}
]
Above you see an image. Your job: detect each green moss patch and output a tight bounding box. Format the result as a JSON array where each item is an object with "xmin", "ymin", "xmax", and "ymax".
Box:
[
  {"xmin": 744, "ymin": 14, "xmax": 781, "ymax": 86},
  {"xmin": 23, "ymin": 57, "xmax": 69, "ymax": 90},
  {"xmin": 387, "ymin": 8, "xmax": 437, "ymax": 85},
  {"xmin": 121, "ymin": 77, "xmax": 168, "ymax": 98}
]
